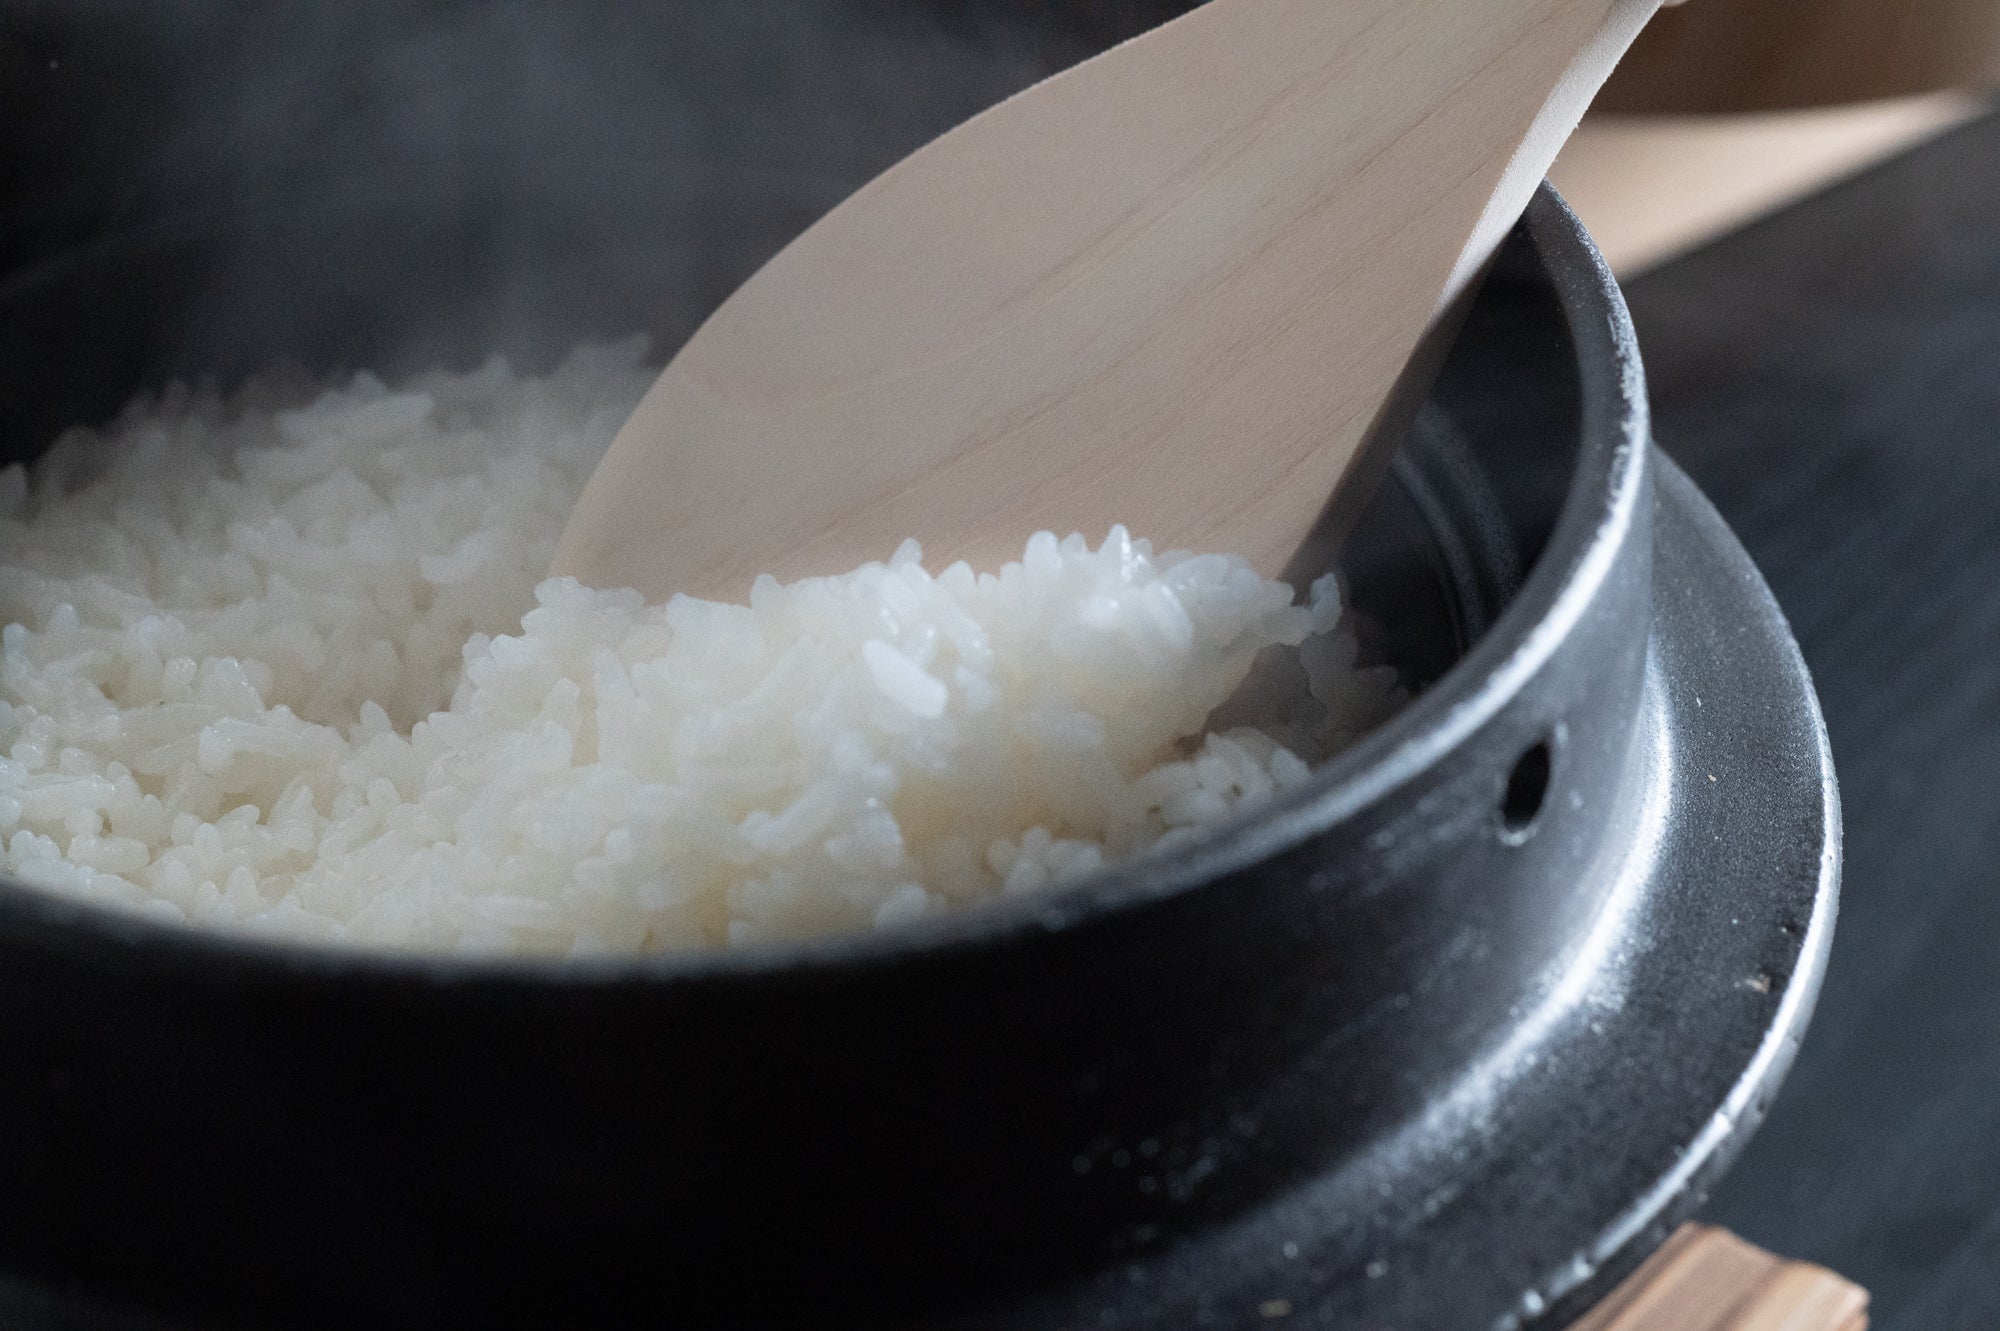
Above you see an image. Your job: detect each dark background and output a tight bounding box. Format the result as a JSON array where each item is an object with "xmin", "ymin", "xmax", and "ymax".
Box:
[{"xmin": 1634, "ymin": 107, "xmax": 2000, "ymax": 1331}]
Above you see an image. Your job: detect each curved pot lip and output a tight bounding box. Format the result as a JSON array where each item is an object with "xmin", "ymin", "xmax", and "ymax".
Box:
[{"xmin": 0, "ymin": 185, "xmax": 1650, "ymax": 988}]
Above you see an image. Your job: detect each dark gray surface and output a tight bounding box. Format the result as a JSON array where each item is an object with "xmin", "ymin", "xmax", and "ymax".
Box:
[{"xmin": 1633, "ymin": 104, "xmax": 2000, "ymax": 1331}]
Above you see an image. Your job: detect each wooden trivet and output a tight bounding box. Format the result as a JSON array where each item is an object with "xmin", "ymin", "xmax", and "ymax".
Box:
[{"xmin": 1569, "ymin": 1225, "xmax": 1869, "ymax": 1330}]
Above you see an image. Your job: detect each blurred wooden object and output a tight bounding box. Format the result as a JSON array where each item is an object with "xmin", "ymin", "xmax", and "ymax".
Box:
[
  {"xmin": 1599, "ymin": 0, "xmax": 2000, "ymax": 112},
  {"xmin": 1570, "ymin": 1225, "xmax": 1869, "ymax": 1331},
  {"xmin": 1552, "ymin": 0, "xmax": 1997, "ymax": 274},
  {"xmin": 1550, "ymin": 92, "xmax": 1986, "ymax": 273}
]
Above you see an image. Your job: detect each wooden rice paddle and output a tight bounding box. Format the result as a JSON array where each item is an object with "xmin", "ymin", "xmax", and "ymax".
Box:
[{"xmin": 556, "ymin": 0, "xmax": 1671, "ymax": 602}]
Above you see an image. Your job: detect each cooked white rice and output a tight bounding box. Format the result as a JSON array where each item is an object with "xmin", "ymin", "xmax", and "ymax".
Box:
[{"xmin": 0, "ymin": 338, "xmax": 1397, "ymax": 956}]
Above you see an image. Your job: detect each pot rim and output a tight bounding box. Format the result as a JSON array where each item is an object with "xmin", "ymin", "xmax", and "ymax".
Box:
[{"xmin": 0, "ymin": 185, "xmax": 1647, "ymax": 987}]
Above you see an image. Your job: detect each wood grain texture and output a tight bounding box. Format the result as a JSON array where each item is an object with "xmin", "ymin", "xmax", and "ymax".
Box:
[
  {"xmin": 1569, "ymin": 1227, "xmax": 1868, "ymax": 1331},
  {"xmin": 554, "ymin": 0, "xmax": 1661, "ymax": 601}
]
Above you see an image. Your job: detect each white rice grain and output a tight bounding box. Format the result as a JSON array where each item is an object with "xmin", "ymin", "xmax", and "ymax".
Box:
[{"xmin": 0, "ymin": 339, "xmax": 1400, "ymax": 956}]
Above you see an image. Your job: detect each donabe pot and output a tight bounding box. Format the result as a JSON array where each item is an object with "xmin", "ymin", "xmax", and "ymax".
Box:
[{"xmin": 0, "ymin": 5, "xmax": 1835, "ymax": 1329}]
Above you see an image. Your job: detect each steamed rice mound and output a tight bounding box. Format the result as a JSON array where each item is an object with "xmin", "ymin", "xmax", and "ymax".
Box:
[{"xmin": 0, "ymin": 338, "xmax": 1396, "ymax": 955}]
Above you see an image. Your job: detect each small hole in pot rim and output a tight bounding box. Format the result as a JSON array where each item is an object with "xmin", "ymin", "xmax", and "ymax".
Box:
[{"xmin": 1499, "ymin": 738, "xmax": 1554, "ymax": 843}]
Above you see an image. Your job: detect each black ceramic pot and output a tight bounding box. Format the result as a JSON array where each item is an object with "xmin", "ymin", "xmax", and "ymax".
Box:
[{"xmin": 0, "ymin": 4, "xmax": 1836, "ymax": 1329}]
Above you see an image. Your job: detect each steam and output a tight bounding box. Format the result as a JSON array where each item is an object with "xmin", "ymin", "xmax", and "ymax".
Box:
[{"xmin": 3, "ymin": 0, "xmax": 1204, "ymax": 457}]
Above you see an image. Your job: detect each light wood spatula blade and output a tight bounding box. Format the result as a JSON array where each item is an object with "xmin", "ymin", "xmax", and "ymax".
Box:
[{"xmin": 556, "ymin": 0, "xmax": 1662, "ymax": 602}]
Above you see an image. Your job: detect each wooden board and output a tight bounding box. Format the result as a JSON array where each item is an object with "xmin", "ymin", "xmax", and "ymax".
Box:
[{"xmin": 1570, "ymin": 1226, "xmax": 1869, "ymax": 1331}]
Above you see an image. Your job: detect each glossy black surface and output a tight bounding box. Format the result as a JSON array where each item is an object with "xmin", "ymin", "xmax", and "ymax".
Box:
[{"xmin": 1640, "ymin": 105, "xmax": 2000, "ymax": 1331}]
